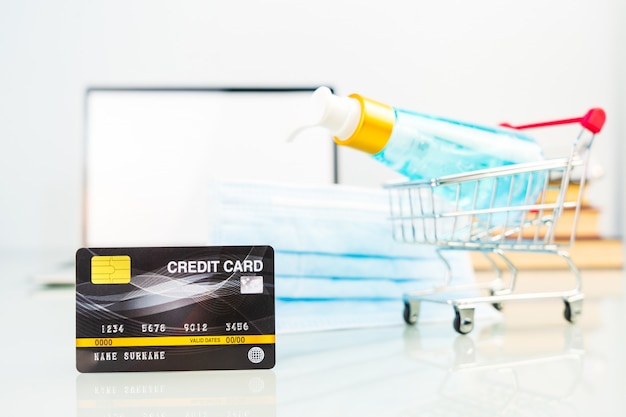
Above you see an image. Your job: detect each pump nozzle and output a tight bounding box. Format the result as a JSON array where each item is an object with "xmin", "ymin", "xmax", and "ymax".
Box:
[
  {"xmin": 309, "ymin": 87, "xmax": 362, "ymax": 140},
  {"xmin": 288, "ymin": 87, "xmax": 395, "ymax": 155}
]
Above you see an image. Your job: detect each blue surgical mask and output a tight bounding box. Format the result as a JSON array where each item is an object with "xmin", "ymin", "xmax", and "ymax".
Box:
[{"xmin": 208, "ymin": 181, "xmax": 482, "ymax": 333}]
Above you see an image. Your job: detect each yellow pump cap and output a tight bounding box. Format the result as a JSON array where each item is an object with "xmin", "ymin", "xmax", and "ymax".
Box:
[
  {"xmin": 306, "ymin": 87, "xmax": 395, "ymax": 155},
  {"xmin": 333, "ymin": 94, "xmax": 395, "ymax": 155}
]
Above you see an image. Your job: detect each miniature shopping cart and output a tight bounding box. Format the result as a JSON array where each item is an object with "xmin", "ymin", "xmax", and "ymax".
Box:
[{"xmin": 384, "ymin": 108, "xmax": 606, "ymax": 334}]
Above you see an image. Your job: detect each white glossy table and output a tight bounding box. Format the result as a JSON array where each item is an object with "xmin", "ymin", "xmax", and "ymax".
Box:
[{"xmin": 3, "ymin": 251, "xmax": 624, "ymax": 416}]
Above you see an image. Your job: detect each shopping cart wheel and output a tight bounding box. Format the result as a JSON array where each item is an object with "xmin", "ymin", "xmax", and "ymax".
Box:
[
  {"xmin": 563, "ymin": 296, "xmax": 583, "ymax": 324},
  {"xmin": 403, "ymin": 300, "xmax": 420, "ymax": 325},
  {"xmin": 489, "ymin": 289, "xmax": 504, "ymax": 311},
  {"xmin": 453, "ymin": 306, "xmax": 475, "ymax": 335}
]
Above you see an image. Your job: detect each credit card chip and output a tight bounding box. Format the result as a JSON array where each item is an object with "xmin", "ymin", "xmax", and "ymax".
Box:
[{"xmin": 91, "ymin": 255, "xmax": 131, "ymax": 284}]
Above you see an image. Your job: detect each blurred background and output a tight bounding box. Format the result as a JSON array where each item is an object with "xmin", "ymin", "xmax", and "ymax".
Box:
[{"xmin": 1, "ymin": 0, "xmax": 624, "ymax": 261}]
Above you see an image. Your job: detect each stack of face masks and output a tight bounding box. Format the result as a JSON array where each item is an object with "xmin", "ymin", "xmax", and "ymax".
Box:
[{"xmin": 208, "ymin": 181, "xmax": 486, "ymax": 333}]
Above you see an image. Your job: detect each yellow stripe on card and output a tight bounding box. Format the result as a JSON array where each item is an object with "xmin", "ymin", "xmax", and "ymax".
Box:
[
  {"xmin": 76, "ymin": 334, "xmax": 276, "ymax": 348},
  {"xmin": 91, "ymin": 255, "xmax": 131, "ymax": 284}
]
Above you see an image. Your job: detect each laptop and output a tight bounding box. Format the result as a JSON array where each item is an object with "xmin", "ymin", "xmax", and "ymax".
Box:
[{"xmin": 35, "ymin": 86, "xmax": 336, "ymax": 285}]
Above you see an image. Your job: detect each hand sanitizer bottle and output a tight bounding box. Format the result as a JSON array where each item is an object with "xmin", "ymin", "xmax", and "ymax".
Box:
[{"xmin": 307, "ymin": 87, "xmax": 545, "ymax": 219}]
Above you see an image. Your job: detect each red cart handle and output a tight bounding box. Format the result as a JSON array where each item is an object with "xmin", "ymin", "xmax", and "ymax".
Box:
[{"xmin": 500, "ymin": 108, "xmax": 606, "ymax": 134}]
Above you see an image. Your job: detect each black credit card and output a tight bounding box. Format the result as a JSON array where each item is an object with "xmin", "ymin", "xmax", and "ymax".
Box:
[{"xmin": 75, "ymin": 246, "xmax": 275, "ymax": 372}]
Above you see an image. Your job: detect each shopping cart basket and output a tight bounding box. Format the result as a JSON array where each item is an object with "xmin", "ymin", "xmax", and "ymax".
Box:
[{"xmin": 384, "ymin": 108, "xmax": 606, "ymax": 334}]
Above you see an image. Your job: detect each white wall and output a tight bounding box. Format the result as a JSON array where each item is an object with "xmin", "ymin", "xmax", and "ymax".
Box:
[{"xmin": 0, "ymin": 0, "xmax": 623, "ymax": 257}]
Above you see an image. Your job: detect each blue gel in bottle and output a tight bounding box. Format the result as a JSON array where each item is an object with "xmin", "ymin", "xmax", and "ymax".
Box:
[{"xmin": 309, "ymin": 87, "xmax": 545, "ymax": 223}]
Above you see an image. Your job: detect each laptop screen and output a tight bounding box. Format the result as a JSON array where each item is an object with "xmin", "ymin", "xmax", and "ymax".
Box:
[{"xmin": 82, "ymin": 87, "xmax": 336, "ymax": 247}]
